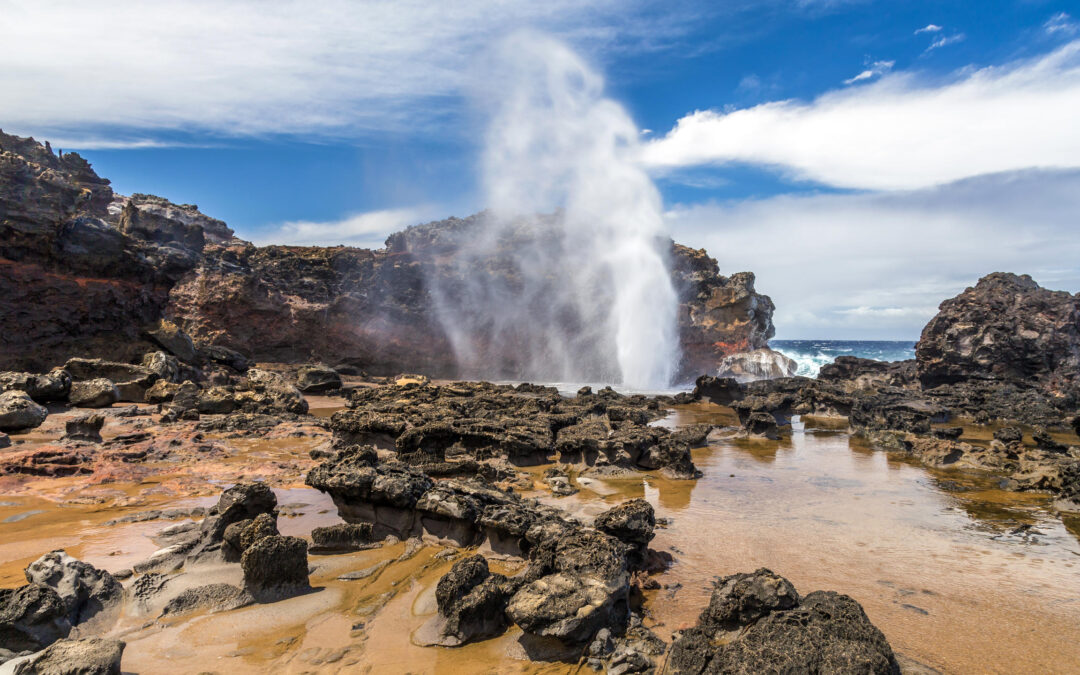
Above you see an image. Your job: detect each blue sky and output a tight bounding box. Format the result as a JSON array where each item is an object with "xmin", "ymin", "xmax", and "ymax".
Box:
[{"xmin": 3, "ymin": 0, "xmax": 1079, "ymax": 339}]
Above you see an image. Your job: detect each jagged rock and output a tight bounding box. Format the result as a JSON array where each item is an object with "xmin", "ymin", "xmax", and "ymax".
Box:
[
  {"xmin": 0, "ymin": 391, "xmax": 48, "ymax": 432},
  {"xmin": 743, "ymin": 411, "xmax": 779, "ymax": 439},
  {"xmin": 818, "ymin": 356, "xmax": 916, "ymax": 390},
  {"xmin": 222, "ymin": 513, "xmax": 279, "ymax": 562},
  {"xmin": 144, "ymin": 380, "xmax": 180, "ymax": 404},
  {"xmin": 506, "ymin": 572, "xmax": 624, "ymax": 644},
  {"xmin": 67, "ymin": 379, "xmax": 119, "ymax": 408},
  {"xmin": 692, "ymin": 375, "xmax": 743, "ymax": 405},
  {"xmin": 199, "ymin": 344, "xmax": 251, "ymax": 372},
  {"xmin": 10, "ymin": 637, "xmax": 124, "ymax": 675},
  {"xmin": 429, "ymin": 555, "xmax": 516, "ymax": 646},
  {"xmin": 144, "ymin": 320, "xmax": 197, "ymax": 363},
  {"xmin": 916, "ymin": 273, "xmax": 1080, "ymax": 390},
  {"xmin": 234, "ymin": 369, "xmax": 308, "ymax": 415},
  {"xmin": 0, "ymin": 584, "xmax": 71, "ymax": 652},
  {"xmin": 0, "ymin": 370, "xmax": 70, "ymax": 403},
  {"xmin": 62, "ymin": 414, "xmax": 105, "ymax": 443},
  {"xmin": 668, "ymin": 571, "xmax": 898, "ymax": 674},
  {"xmin": 23, "ymin": 552, "xmax": 121, "ymax": 627},
  {"xmin": 716, "ymin": 348, "xmax": 797, "ymax": 383},
  {"xmin": 241, "ymin": 535, "xmax": 310, "ymax": 600},
  {"xmin": 310, "ymin": 523, "xmax": 374, "ymax": 552},
  {"xmin": 698, "ymin": 568, "xmax": 799, "ymax": 630},
  {"xmin": 161, "ymin": 584, "xmax": 249, "ymax": 617},
  {"xmin": 296, "ymin": 364, "xmax": 342, "ymax": 393},
  {"xmin": 594, "ymin": 499, "xmax": 655, "ymax": 550},
  {"xmin": 140, "ymin": 351, "xmax": 180, "ymax": 383}
]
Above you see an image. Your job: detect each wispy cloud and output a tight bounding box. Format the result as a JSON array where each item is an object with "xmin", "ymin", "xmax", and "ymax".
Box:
[
  {"xmin": 665, "ymin": 169, "xmax": 1080, "ymax": 338},
  {"xmin": 252, "ymin": 207, "xmax": 436, "ymax": 248},
  {"xmin": 915, "ymin": 24, "xmax": 943, "ymax": 35},
  {"xmin": 843, "ymin": 60, "xmax": 894, "ymax": 85},
  {"xmin": 1045, "ymin": 12, "xmax": 1079, "ymax": 37},
  {"xmin": 926, "ymin": 33, "xmax": 966, "ymax": 52},
  {"xmin": 642, "ymin": 41, "xmax": 1080, "ymax": 190},
  {"xmin": 0, "ymin": 0, "xmax": 701, "ymax": 147}
]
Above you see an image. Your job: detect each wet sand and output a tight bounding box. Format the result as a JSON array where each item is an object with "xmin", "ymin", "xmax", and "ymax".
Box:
[{"xmin": 2, "ymin": 400, "xmax": 1079, "ymax": 673}]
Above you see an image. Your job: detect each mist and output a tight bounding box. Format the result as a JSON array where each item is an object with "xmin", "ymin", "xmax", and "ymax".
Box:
[{"xmin": 427, "ymin": 33, "xmax": 679, "ymax": 388}]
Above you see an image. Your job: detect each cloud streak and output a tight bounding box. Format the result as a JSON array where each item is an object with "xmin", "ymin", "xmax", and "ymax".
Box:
[
  {"xmin": 252, "ymin": 207, "xmax": 434, "ymax": 248},
  {"xmin": 664, "ymin": 169, "xmax": 1080, "ymax": 339},
  {"xmin": 642, "ymin": 41, "xmax": 1080, "ymax": 190},
  {"xmin": 0, "ymin": 0, "xmax": 699, "ymax": 146}
]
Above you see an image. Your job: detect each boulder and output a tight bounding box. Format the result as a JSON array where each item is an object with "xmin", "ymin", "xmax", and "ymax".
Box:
[
  {"xmin": 0, "ymin": 584, "xmax": 71, "ymax": 652},
  {"xmin": 744, "ymin": 411, "xmax": 779, "ymax": 439},
  {"xmin": 668, "ymin": 570, "xmax": 898, "ymax": 675},
  {"xmin": 296, "ymin": 364, "xmax": 342, "ymax": 393},
  {"xmin": 200, "ymin": 344, "xmax": 251, "ymax": 372},
  {"xmin": 431, "ymin": 555, "xmax": 516, "ymax": 646},
  {"xmin": 222, "ymin": 513, "xmax": 279, "ymax": 562},
  {"xmin": 10, "ymin": 637, "xmax": 124, "ymax": 675},
  {"xmin": 594, "ymin": 499, "xmax": 655, "ymax": 549},
  {"xmin": 716, "ymin": 348, "xmax": 798, "ymax": 383},
  {"xmin": 310, "ymin": 523, "xmax": 373, "ymax": 552},
  {"xmin": 916, "ymin": 273, "xmax": 1080, "ymax": 389},
  {"xmin": 67, "ymin": 380, "xmax": 119, "ymax": 408},
  {"xmin": 140, "ymin": 351, "xmax": 180, "ymax": 383},
  {"xmin": 61, "ymin": 414, "xmax": 105, "ymax": 443},
  {"xmin": 0, "ymin": 391, "xmax": 48, "ymax": 432},
  {"xmin": 692, "ymin": 375, "xmax": 743, "ymax": 405},
  {"xmin": 234, "ymin": 369, "xmax": 308, "ymax": 415},
  {"xmin": 506, "ymin": 572, "xmax": 623, "ymax": 644},
  {"xmin": 23, "ymin": 551, "xmax": 122, "ymax": 627},
  {"xmin": 62, "ymin": 358, "xmax": 153, "ymax": 387},
  {"xmin": 0, "ymin": 370, "xmax": 70, "ymax": 403},
  {"xmin": 144, "ymin": 320, "xmax": 197, "ymax": 363},
  {"xmin": 241, "ymin": 535, "xmax": 310, "ymax": 600}
]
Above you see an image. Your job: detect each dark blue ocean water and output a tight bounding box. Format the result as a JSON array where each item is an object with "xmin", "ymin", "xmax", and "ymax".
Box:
[{"xmin": 771, "ymin": 340, "xmax": 916, "ymax": 378}]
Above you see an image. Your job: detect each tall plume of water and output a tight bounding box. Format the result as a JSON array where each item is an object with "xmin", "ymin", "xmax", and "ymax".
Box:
[{"xmin": 429, "ymin": 33, "xmax": 679, "ymax": 388}]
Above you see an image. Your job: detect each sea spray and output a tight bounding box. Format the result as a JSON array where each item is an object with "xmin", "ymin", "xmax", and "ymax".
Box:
[{"xmin": 429, "ymin": 33, "xmax": 678, "ymax": 388}]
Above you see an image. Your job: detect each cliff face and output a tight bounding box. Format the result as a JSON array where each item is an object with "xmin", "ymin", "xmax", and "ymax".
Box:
[
  {"xmin": 916, "ymin": 273, "xmax": 1080, "ymax": 391},
  {"xmin": 0, "ymin": 131, "xmax": 775, "ymax": 380}
]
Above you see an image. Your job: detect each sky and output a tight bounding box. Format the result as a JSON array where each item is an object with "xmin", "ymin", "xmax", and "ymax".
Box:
[{"xmin": 2, "ymin": 0, "xmax": 1079, "ymax": 339}]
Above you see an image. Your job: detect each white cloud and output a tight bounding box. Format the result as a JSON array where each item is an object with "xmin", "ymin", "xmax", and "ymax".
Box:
[
  {"xmin": 843, "ymin": 60, "xmax": 894, "ymax": 85},
  {"xmin": 1045, "ymin": 12, "xmax": 1079, "ymax": 36},
  {"xmin": 0, "ymin": 0, "xmax": 699, "ymax": 146},
  {"xmin": 915, "ymin": 24, "xmax": 943, "ymax": 34},
  {"xmin": 642, "ymin": 41, "xmax": 1080, "ymax": 190},
  {"xmin": 252, "ymin": 207, "xmax": 435, "ymax": 248},
  {"xmin": 664, "ymin": 169, "xmax": 1080, "ymax": 339},
  {"xmin": 926, "ymin": 33, "xmax": 966, "ymax": 52}
]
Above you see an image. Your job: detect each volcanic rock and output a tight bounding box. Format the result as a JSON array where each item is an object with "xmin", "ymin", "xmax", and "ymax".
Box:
[
  {"xmin": 10, "ymin": 637, "xmax": 124, "ymax": 675},
  {"xmin": 0, "ymin": 391, "xmax": 48, "ymax": 432},
  {"xmin": 916, "ymin": 273, "xmax": 1080, "ymax": 389},
  {"xmin": 241, "ymin": 535, "xmax": 310, "ymax": 600},
  {"xmin": 222, "ymin": 512, "xmax": 279, "ymax": 562},
  {"xmin": 310, "ymin": 523, "xmax": 373, "ymax": 552},
  {"xmin": 144, "ymin": 320, "xmax": 197, "ymax": 364},
  {"xmin": 23, "ymin": 551, "xmax": 121, "ymax": 627},
  {"xmin": 62, "ymin": 414, "xmax": 105, "ymax": 443},
  {"xmin": 296, "ymin": 364, "xmax": 342, "ymax": 393},
  {"xmin": 0, "ymin": 584, "xmax": 71, "ymax": 652},
  {"xmin": 716, "ymin": 348, "xmax": 797, "ymax": 382},
  {"xmin": 668, "ymin": 569, "xmax": 898, "ymax": 674},
  {"xmin": 67, "ymin": 379, "xmax": 119, "ymax": 408},
  {"xmin": 0, "ymin": 370, "xmax": 70, "ymax": 403}
]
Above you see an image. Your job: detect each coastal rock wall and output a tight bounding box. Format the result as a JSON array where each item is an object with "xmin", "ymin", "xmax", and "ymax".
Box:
[{"xmin": 0, "ymin": 131, "xmax": 775, "ymax": 379}]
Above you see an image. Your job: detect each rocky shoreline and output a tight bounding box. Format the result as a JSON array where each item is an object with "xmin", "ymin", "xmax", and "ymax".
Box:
[{"xmin": 2, "ymin": 129, "xmax": 1079, "ymax": 673}]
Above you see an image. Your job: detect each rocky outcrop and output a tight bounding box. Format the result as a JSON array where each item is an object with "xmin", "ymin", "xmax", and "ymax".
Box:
[
  {"xmin": 916, "ymin": 273, "xmax": 1080, "ymax": 391},
  {"xmin": 1, "ymin": 131, "xmax": 774, "ymax": 379},
  {"xmin": 668, "ymin": 568, "xmax": 898, "ymax": 674},
  {"xmin": 240, "ymin": 535, "xmax": 310, "ymax": 601},
  {"xmin": 672, "ymin": 246, "xmax": 776, "ymax": 381},
  {"xmin": 0, "ymin": 391, "xmax": 48, "ymax": 432},
  {"xmin": 0, "ymin": 584, "xmax": 71, "ymax": 653},
  {"xmin": 10, "ymin": 637, "xmax": 125, "ymax": 675},
  {"xmin": 23, "ymin": 551, "xmax": 121, "ymax": 628},
  {"xmin": 715, "ymin": 348, "xmax": 797, "ymax": 383}
]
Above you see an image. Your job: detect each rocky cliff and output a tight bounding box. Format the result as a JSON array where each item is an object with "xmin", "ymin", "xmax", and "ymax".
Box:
[{"xmin": 0, "ymin": 131, "xmax": 775, "ymax": 380}]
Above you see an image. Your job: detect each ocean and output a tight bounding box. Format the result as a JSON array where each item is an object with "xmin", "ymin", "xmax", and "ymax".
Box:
[{"xmin": 771, "ymin": 340, "xmax": 916, "ymax": 378}]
